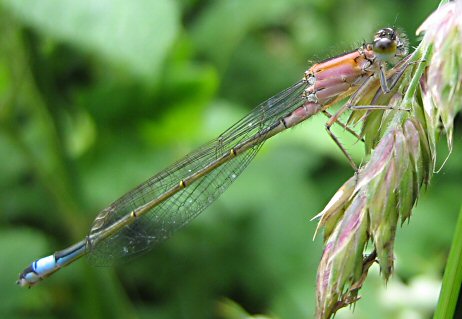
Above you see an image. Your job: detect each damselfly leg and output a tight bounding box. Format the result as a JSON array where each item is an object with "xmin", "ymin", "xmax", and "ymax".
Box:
[
  {"xmin": 322, "ymin": 110, "xmax": 364, "ymax": 142},
  {"xmin": 325, "ymin": 59, "xmax": 412, "ymax": 171}
]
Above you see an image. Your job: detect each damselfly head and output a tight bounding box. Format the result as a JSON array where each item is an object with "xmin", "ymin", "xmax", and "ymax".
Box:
[{"xmin": 372, "ymin": 27, "xmax": 408, "ymax": 61}]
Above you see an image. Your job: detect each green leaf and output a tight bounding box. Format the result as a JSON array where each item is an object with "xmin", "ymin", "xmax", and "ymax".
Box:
[
  {"xmin": 433, "ymin": 205, "xmax": 462, "ymax": 319},
  {"xmin": 1, "ymin": 0, "xmax": 180, "ymax": 79}
]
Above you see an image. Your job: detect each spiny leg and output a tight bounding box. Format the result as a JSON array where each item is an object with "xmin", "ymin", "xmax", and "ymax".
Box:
[
  {"xmin": 372, "ymin": 54, "xmax": 416, "ymax": 104},
  {"xmin": 322, "ymin": 110, "xmax": 364, "ymax": 142},
  {"xmin": 325, "ymin": 104, "xmax": 359, "ymax": 171},
  {"xmin": 325, "ymin": 55, "xmax": 414, "ymax": 171},
  {"xmin": 378, "ymin": 61, "xmax": 391, "ymax": 94},
  {"xmin": 349, "ymin": 104, "xmax": 410, "ymax": 111},
  {"xmin": 325, "ymin": 102, "xmax": 410, "ymax": 172}
]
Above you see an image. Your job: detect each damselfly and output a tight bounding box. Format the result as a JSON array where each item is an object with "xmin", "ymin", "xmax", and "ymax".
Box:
[{"xmin": 18, "ymin": 27, "xmax": 410, "ymax": 287}]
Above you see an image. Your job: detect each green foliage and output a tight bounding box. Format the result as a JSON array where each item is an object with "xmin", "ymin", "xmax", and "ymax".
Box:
[
  {"xmin": 1, "ymin": 0, "xmax": 179, "ymax": 79},
  {"xmin": 0, "ymin": 0, "xmax": 460, "ymax": 318},
  {"xmin": 434, "ymin": 206, "xmax": 462, "ymax": 319}
]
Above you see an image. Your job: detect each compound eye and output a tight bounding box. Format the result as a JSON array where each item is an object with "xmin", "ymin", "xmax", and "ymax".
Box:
[{"xmin": 373, "ymin": 37, "xmax": 397, "ymax": 55}]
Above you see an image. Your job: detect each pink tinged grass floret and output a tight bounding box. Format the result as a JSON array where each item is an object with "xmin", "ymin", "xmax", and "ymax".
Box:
[
  {"xmin": 315, "ymin": 193, "xmax": 369, "ymax": 319},
  {"xmin": 314, "ymin": 3, "xmax": 462, "ymax": 316},
  {"xmin": 418, "ymin": 0, "xmax": 462, "ymax": 156}
]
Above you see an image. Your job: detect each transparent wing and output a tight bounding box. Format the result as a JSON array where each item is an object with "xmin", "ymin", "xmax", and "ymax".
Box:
[{"xmin": 87, "ymin": 80, "xmax": 308, "ymax": 265}]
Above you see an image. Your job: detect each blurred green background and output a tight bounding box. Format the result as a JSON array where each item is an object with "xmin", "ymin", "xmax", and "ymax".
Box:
[{"xmin": 0, "ymin": 0, "xmax": 460, "ymax": 318}]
